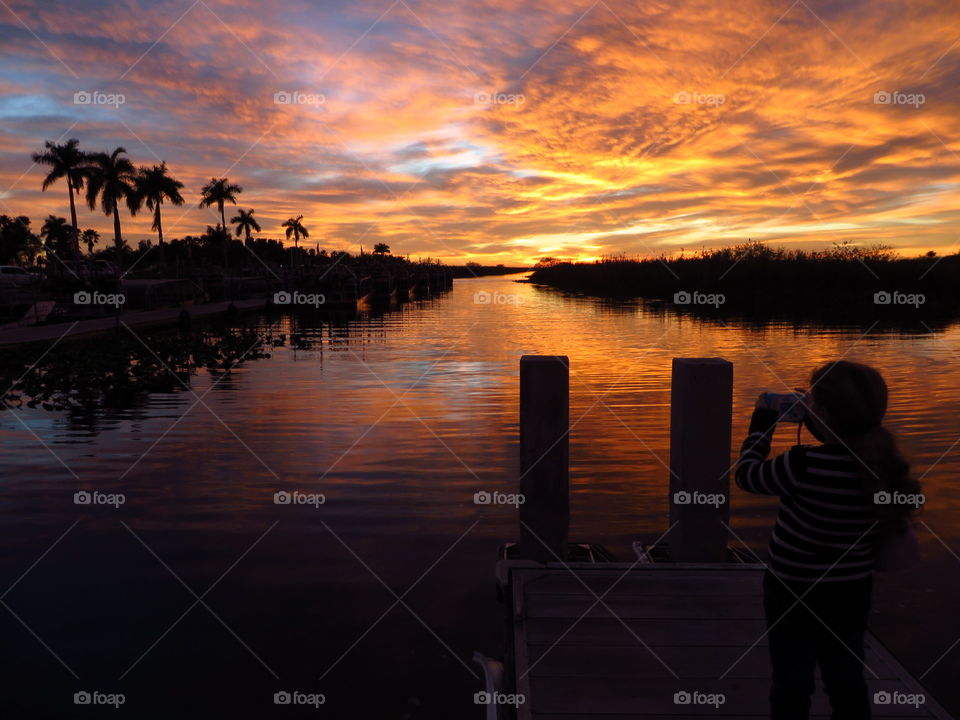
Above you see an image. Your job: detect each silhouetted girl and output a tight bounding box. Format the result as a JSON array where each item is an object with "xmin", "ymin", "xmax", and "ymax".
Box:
[{"xmin": 736, "ymin": 360, "xmax": 921, "ymax": 720}]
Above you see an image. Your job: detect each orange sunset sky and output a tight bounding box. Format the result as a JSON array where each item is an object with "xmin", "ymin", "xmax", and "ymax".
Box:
[{"xmin": 1, "ymin": 0, "xmax": 958, "ymax": 264}]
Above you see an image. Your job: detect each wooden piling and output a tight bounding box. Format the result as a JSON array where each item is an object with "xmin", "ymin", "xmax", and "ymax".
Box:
[
  {"xmin": 669, "ymin": 357, "xmax": 733, "ymax": 562},
  {"xmin": 519, "ymin": 355, "xmax": 570, "ymax": 562}
]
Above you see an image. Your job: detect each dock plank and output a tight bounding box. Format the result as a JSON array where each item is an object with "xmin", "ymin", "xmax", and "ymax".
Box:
[
  {"xmin": 508, "ymin": 564, "xmax": 952, "ymax": 719},
  {"xmin": 525, "ymin": 592, "xmax": 766, "ymax": 619},
  {"xmin": 529, "ymin": 677, "xmax": 932, "ymax": 716},
  {"xmin": 526, "ymin": 644, "xmax": 900, "ymax": 680},
  {"xmin": 524, "ymin": 572, "xmax": 763, "ymax": 597},
  {"xmin": 527, "ymin": 617, "xmax": 769, "ymax": 646}
]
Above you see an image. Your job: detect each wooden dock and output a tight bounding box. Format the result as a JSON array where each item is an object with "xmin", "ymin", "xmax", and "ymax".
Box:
[
  {"xmin": 503, "ymin": 562, "xmax": 951, "ymax": 718},
  {"xmin": 0, "ymin": 298, "xmax": 268, "ymax": 346},
  {"xmin": 485, "ymin": 356, "xmax": 955, "ymax": 720}
]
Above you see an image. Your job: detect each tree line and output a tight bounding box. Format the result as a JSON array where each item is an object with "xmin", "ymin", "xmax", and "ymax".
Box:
[{"xmin": 1, "ymin": 138, "xmax": 392, "ymax": 269}]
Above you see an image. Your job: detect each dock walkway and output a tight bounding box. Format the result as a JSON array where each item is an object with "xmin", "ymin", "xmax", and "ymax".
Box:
[
  {"xmin": 506, "ymin": 562, "xmax": 952, "ymax": 719},
  {"xmin": 0, "ymin": 298, "xmax": 268, "ymax": 346}
]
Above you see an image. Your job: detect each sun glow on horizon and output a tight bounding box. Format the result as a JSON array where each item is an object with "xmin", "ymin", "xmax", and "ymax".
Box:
[{"xmin": 0, "ymin": 0, "xmax": 958, "ymax": 264}]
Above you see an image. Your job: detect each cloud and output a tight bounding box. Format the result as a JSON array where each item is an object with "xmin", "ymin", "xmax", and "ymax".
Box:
[{"xmin": 0, "ymin": 0, "xmax": 958, "ymax": 262}]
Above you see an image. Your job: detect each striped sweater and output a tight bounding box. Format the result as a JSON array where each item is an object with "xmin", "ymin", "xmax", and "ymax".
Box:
[{"xmin": 736, "ymin": 408, "xmax": 880, "ymax": 583}]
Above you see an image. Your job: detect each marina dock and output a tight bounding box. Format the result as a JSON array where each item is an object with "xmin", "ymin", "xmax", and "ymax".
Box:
[
  {"xmin": 0, "ymin": 264, "xmax": 454, "ymax": 347},
  {"xmin": 503, "ymin": 562, "xmax": 950, "ymax": 718},
  {"xmin": 485, "ymin": 356, "xmax": 954, "ymax": 719},
  {"xmin": 0, "ymin": 298, "xmax": 268, "ymax": 346}
]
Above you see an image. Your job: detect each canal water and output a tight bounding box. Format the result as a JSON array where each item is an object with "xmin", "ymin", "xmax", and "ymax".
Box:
[{"xmin": 1, "ymin": 273, "xmax": 958, "ymax": 718}]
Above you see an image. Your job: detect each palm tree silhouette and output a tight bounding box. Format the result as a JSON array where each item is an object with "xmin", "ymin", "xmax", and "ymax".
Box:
[
  {"xmin": 133, "ymin": 162, "xmax": 184, "ymax": 250},
  {"xmin": 282, "ymin": 215, "xmax": 309, "ymax": 250},
  {"xmin": 40, "ymin": 215, "xmax": 72, "ymax": 255},
  {"xmin": 31, "ymin": 138, "xmax": 87, "ymax": 257},
  {"xmin": 81, "ymin": 228, "xmax": 100, "ymax": 255},
  {"xmin": 230, "ymin": 208, "xmax": 261, "ymax": 246},
  {"xmin": 199, "ymin": 177, "xmax": 242, "ymax": 231},
  {"xmin": 84, "ymin": 147, "xmax": 138, "ymax": 269},
  {"xmin": 282, "ymin": 216, "xmax": 309, "ymax": 270}
]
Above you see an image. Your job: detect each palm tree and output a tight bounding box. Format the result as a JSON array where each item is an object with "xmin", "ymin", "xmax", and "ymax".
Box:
[
  {"xmin": 199, "ymin": 177, "xmax": 242, "ymax": 231},
  {"xmin": 373, "ymin": 243, "xmax": 391, "ymax": 255},
  {"xmin": 230, "ymin": 208, "xmax": 261, "ymax": 245},
  {"xmin": 84, "ymin": 147, "xmax": 138, "ymax": 268},
  {"xmin": 282, "ymin": 216, "xmax": 309, "ymax": 269},
  {"xmin": 40, "ymin": 215, "xmax": 72, "ymax": 255},
  {"xmin": 133, "ymin": 162, "xmax": 184, "ymax": 249},
  {"xmin": 282, "ymin": 215, "xmax": 309, "ymax": 250},
  {"xmin": 81, "ymin": 228, "xmax": 100, "ymax": 255},
  {"xmin": 31, "ymin": 138, "xmax": 87, "ymax": 257},
  {"xmin": 0, "ymin": 215, "xmax": 39, "ymax": 265}
]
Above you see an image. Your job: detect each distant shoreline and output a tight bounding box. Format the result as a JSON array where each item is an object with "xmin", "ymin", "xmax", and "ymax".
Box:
[
  {"xmin": 449, "ymin": 265, "xmax": 531, "ymax": 278},
  {"xmin": 525, "ymin": 243, "xmax": 960, "ymax": 324}
]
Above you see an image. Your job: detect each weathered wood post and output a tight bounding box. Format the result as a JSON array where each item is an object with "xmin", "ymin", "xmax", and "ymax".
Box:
[
  {"xmin": 669, "ymin": 357, "xmax": 733, "ymax": 562},
  {"xmin": 519, "ymin": 355, "xmax": 570, "ymax": 562}
]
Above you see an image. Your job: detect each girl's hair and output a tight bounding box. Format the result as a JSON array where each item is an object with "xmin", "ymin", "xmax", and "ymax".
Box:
[{"xmin": 809, "ymin": 360, "xmax": 920, "ymax": 530}]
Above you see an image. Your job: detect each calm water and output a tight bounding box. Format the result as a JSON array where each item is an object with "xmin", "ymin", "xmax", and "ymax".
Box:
[{"xmin": 2, "ymin": 273, "xmax": 959, "ymax": 718}]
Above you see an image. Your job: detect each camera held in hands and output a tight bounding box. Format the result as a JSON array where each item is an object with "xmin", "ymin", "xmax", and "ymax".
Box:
[{"xmin": 759, "ymin": 391, "xmax": 807, "ymax": 423}]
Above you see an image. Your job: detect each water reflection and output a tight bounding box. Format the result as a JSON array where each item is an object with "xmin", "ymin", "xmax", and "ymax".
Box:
[
  {"xmin": 536, "ymin": 284, "xmax": 958, "ymax": 336},
  {"xmin": 0, "ymin": 323, "xmax": 273, "ymax": 436},
  {"xmin": 1, "ymin": 276, "xmax": 959, "ymax": 718}
]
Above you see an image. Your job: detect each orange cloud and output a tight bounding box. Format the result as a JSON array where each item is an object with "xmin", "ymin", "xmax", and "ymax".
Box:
[{"xmin": 0, "ymin": 0, "xmax": 957, "ymax": 264}]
